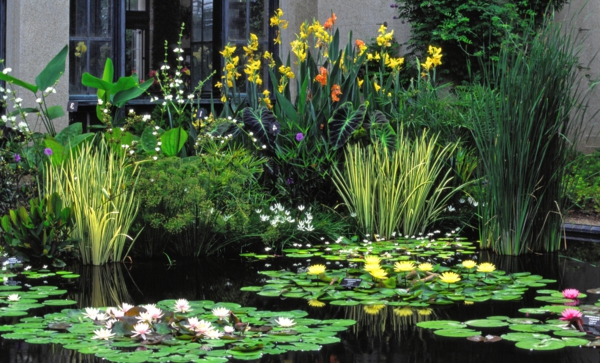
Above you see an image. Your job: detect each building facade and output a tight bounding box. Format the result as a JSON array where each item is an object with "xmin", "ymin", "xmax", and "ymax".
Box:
[{"xmin": 1, "ymin": 0, "xmax": 599, "ymax": 151}]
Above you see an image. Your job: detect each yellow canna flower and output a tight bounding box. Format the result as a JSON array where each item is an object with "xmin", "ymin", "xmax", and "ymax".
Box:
[
  {"xmin": 357, "ymin": 78, "xmax": 364, "ymax": 88},
  {"xmin": 262, "ymin": 89, "xmax": 270, "ymax": 97},
  {"xmin": 221, "ymin": 94, "xmax": 227, "ymax": 103},
  {"xmin": 214, "ymin": 82, "xmax": 223, "ymax": 89},
  {"xmin": 373, "ymin": 82, "xmax": 381, "ymax": 92},
  {"xmin": 220, "ymin": 45, "xmax": 236, "ymax": 58}
]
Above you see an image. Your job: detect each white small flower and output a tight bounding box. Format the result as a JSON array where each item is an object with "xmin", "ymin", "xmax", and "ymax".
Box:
[
  {"xmin": 187, "ymin": 94, "xmax": 194, "ymax": 99},
  {"xmin": 2, "ymin": 68, "xmax": 12, "ymax": 74},
  {"xmin": 224, "ymin": 326, "xmax": 234, "ymax": 334},
  {"xmin": 98, "ymin": 99, "xmax": 103, "ymax": 105},
  {"xmin": 7, "ymin": 294, "xmax": 20, "ymax": 301},
  {"xmin": 153, "ymin": 156, "xmax": 158, "ymax": 161},
  {"xmin": 36, "ymin": 98, "xmax": 42, "ymax": 104}
]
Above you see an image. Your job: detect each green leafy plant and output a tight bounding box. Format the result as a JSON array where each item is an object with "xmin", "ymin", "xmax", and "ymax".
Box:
[
  {"xmin": 81, "ymin": 58, "xmax": 153, "ymax": 126},
  {"xmin": 44, "ymin": 138, "xmax": 140, "ymax": 265},
  {"xmin": 0, "ymin": 45, "xmax": 68, "ymax": 136},
  {"xmin": 133, "ymin": 143, "xmax": 268, "ymax": 257},
  {"xmin": 333, "ymin": 130, "xmax": 466, "ymax": 237},
  {"xmin": 392, "ymin": 0, "xmax": 568, "ymax": 81},
  {"xmin": 472, "ymin": 16, "xmax": 590, "ymax": 255},
  {"xmin": 0, "ymin": 192, "xmax": 76, "ymax": 264},
  {"xmin": 564, "ymin": 150, "xmax": 600, "ymax": 213}
]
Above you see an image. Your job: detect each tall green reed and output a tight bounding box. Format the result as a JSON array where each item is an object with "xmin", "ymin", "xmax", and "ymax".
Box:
[
  {"xmin": 333, "ymin": 130, "xmax": 463, "ymax": 238},
  {"xmin": 472, "ymin": 15, "xmax": 592, "ymax": 255},
  {"xmin": 45, "ymin": 138, "xmax": 140, "ymax": 265}
]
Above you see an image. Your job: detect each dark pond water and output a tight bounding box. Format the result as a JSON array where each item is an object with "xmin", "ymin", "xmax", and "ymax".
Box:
[{"xmin": 1, "ymin": 241, "xmax": 600, "ymax": 363}]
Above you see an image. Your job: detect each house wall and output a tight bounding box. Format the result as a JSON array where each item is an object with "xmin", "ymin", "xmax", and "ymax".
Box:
[
  {"xmin": 556, "ymin": 0, "xmax": 600, "ymax": 153},
  {"xmin": 5, "ymin": 0, "xmax": 70, "ymax": 132}
]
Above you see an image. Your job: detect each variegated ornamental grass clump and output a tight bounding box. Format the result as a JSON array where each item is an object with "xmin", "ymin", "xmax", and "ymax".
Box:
[{"xmin": 44, "ymin": 138, "xmax": 139, "ymax": 265}]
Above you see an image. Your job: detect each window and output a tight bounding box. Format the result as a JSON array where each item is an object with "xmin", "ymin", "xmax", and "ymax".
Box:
[
  {"xmin": 69, "ymin": 0, "xmax": 278, "ymax": 101},
  {"xmin": 69, "ymin": 0, "xmax": 118, "ymax": 97}
]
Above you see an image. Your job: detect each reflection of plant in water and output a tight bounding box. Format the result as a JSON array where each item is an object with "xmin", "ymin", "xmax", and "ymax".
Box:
[{"xmin": 69, "ymin": 264, "xmax": 134, "ymax": 309}]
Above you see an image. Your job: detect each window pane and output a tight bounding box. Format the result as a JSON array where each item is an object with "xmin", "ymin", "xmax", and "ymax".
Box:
[
  {"xmin": 192, "ymin": 44, "xmax": 213, "ymax": 92},
  {"xmin": 126, "ymin": 29, "xmax": 148, "ymax": 78},
  {"xmin": 69, "ymin": 40, "xmax": 88, "ymax": 94},
  {"xmin": 192, "ymin": 0, "xmax": 213, "ymax": 42},
  {"xmin": 249, "ymin": 0, "xmax": 267, "ymax": 38},
  {"xmin": 90, "ymin": 0, "xmax": 111, "ymax": 37},
  {"xmin": 89, "ymin": 41, "xmax": 111, "ymax": 80},
  {"xmin": 227, "ymin": 0, "xmax": 247, "ymax": 42},
  {"xmin": 70, "ymin": 0, "xmax": 89, "ymax": 37}
]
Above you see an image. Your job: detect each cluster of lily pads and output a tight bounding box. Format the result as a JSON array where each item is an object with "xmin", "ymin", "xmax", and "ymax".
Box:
[
  {"xmin": 0, "ymin": 298, "xmax": 355, "ymax": 362},
  {"xmin": 0, "ymin": 262, "xmax": 356, "ymax": 362},
  {"xmin": 417, "ymin": 287, "xmax": 600, "ymax": 351},
  {"xmin": 241, "ymin": 235, "xmax": 554, "ymax": 307},
  {"xmin": 0, "ymin": 264, "xmax": 79, "ymax": 318}
]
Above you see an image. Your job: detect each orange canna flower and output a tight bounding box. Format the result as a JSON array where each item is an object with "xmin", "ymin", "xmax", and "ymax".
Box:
[
  {"xmin": 314, "ymin": 67, "xmax": 328, "ymax": 86},
  {"xmin": 331, "ymin": 84, "xmax": 342, "ymax": 102},
  {"xmin": 355, "ymin": 39, "xmax": 365, "ymax": 48},
  {"xmin": 323, "ymin": 13, "xmax": 337, "ymax": 30}
]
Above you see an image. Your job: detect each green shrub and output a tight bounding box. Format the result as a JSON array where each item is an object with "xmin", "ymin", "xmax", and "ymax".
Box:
[
  {"xmin": 133, "ymin": 145, "xmax": 268, "ymax": 257},
  {"xmin": 0, "ymin": 192, "xmax": 76, "ymax": 264},
  {"xmin": 565, "ymin": 150, "xmax": 600, "ymax": 213}
]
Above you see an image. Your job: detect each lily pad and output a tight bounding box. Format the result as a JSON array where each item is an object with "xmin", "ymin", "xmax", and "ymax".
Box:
[{"xmin": 515, "ymin": 338, "xmax": 566, "ymax": 350}]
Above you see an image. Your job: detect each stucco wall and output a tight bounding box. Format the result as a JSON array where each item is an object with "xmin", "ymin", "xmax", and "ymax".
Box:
[
  {"xmin": 557, "ymin": 0, "xmax": 600, "ymax": 153},
  {"xmin": 6, "ymin": 0, "xmax": 70, "ymax": 133}
]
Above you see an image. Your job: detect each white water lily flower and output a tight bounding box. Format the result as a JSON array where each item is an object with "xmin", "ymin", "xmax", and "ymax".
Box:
[
  {"xmin": 120, "ymin": 302, "xmax": 134, "ymax": 313},
  {"xmin": 7, "ymin": 294, "xmax": 20, "ymax": 302},
  {"xmin": 131, "ymin": 322, "xmax": 151, "ymax": 340},
  {"xmin": 174, "ymin": 299, "xmax": 192, "ymax": 313},
  {"xmin": 212, "ymin": 307, "xmax": 230, "ymax": 320},
  {"xmin": 92, "ymin": 328, "xmax": 115, "ymax": 340},
  {"xmin": 275, "ymin": 317, "xmax": 296, "ymax": 328},
  {"xmin": 82, "ymin": 307, "xmax": 100, "ymax": 320}
]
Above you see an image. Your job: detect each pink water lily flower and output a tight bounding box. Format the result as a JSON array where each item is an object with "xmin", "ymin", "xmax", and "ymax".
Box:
[
  {"xmin": 559, "ymin": 308, "xmax": 582, "ymax": 321},
  {"xmin": 562, "ymin": 288, "xmax": 580, "ymax": 299},
  {"xmin": 131, "ymin": 322, "xmax": 152, "ymax": 340},
  {"xmin": 174, "ymin": 299, "xmax": 192, "ymax": 313}
]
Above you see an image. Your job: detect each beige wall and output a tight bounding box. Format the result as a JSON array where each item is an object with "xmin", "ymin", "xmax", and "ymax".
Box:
[
  {"xmin": 557, "ymin": 0, "xmax": 600, "ymax": 153},
  {"xmin": 6, "ymin": 0, "xmax": 70, "ymax": 133}
]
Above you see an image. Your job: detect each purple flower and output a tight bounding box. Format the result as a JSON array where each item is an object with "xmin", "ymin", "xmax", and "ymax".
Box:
[
  {"xmin": 44, "ymin": 148, "xmax": 53, "ymax": 156},
  {"xmin": 295, "ymin": 133, "xmax": 304, "ymax": 142},
  {"xmin": 14, "ymin": 154, "xmax": 21, "ymax": 162},
  {"xmin": 286, "ymin": 178, "xmax": 294, "ymax": 185}
]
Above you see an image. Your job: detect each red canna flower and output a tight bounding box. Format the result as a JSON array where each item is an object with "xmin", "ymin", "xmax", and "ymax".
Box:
[
  {"xmin": 331, "ymin": 84, "xmax": 342, "ymax": 102},
  {"xmin": 314, "ymin": 67, "xmax": 328, "ymax": 86}
]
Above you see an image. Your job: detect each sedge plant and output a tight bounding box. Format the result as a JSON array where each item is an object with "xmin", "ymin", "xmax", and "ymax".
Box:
[
  {"xmin": 44, "ymin": 138, "xmax": 140, "ymax": 265},
  {"xmin": 472, "ymin": 15, "xmax": 593, "ymax": 255}
]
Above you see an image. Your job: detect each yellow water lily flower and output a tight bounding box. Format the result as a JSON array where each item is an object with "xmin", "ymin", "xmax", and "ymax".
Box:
[
  {"xmin": 307, "ymin": 264, "xmax": 326, "ymax": 275},
  {"xmin": 417, "ymin": 308, "xmax": 433, "ymax": 316},
  {"xmin": 394, "ymin": 261, "xmax": 415, "ymax": 272},
  {"xmin": 394, "ymin": 307, "xmax": 413, "ymax": 317},
  {"xmin": 477, "ymin": 262, "xmax": 496, "ymax": 273},
  {"xmin": 439, "ymin": 271, "xmax": 461, "ymax": 284},
  {"xmin": 461, "ymin": 260, "xmax": 477, "ymax": 269},
  {"xmin": 364, "ymin": 255, "xmax": 381, "ymax": 264},
  {"xmin": 308, "ymin": 299, "xmax": 326, "ymax": 307},
  {"xmin": 417, "ymin": 263, "xmax": 433, "ymax": 272},
  {"xmin": 369, "ymin": 267, "xmax": 388, "ymax": 280},
  {"xmin": 363, "ymin": 304, "xmax": 386, "ymax": 315}
]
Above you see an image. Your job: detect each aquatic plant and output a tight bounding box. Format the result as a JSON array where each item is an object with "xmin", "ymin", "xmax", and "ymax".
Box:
[
  {"xmin": 333, "ymin": 130, "xmax": 467, "ymax": 237},
  {"xmin": 472, "ymin": 15, "xmax": 592, "ymax": 255},
  {"xmin": 44, "ymin": 138, "xmax": 140, "ymax": 265}
]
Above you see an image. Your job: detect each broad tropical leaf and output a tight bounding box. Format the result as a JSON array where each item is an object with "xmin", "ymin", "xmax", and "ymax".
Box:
[
  {"xmin": 35, "ymin": 45, "xmax": 68, "ymax": 91},
  {"xmin": 242, "ymin": 107, "xmax": 281, "ymax": 148},
  {"xmin": 328, "ymin": 102, "xmax": 366, "ymax": 150}
]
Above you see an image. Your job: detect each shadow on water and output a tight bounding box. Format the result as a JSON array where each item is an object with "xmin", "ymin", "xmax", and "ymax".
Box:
[{"xmin": 2, "ymin": 247, "xmax": 600, "ymax": 363}]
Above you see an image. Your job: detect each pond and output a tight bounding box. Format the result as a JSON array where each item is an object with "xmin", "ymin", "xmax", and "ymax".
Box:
[{"xmin": 1, "ymin": 240, "xmax": 600, "ymax": 363}]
